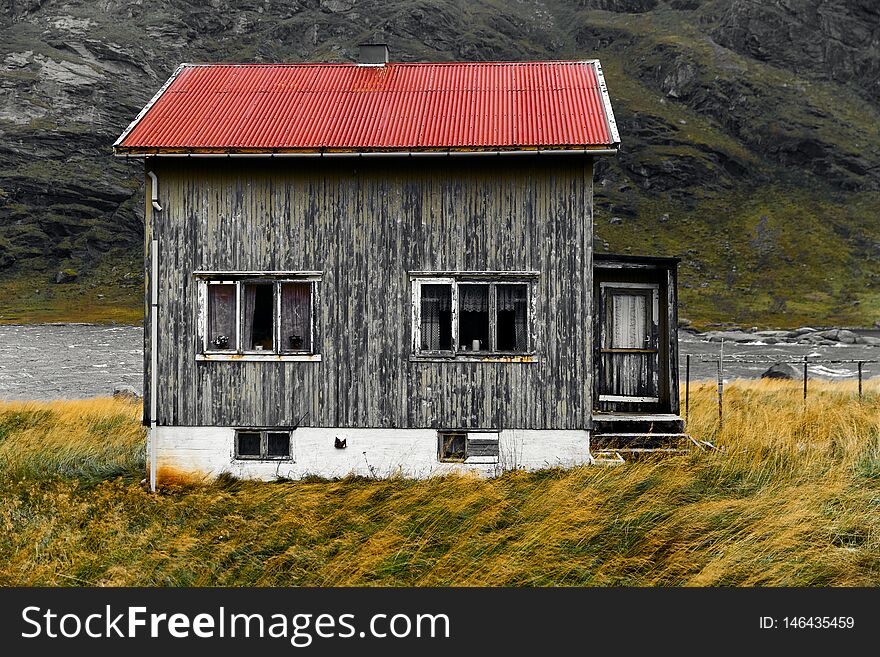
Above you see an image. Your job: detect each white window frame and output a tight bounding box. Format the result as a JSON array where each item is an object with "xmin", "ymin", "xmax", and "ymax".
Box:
[
  {"xmin": 195, "ymin": 271, "xmax": 322, "ymax": 362},
  {"xmin": 411, "ymin": 272, "xmax": 538, "ymax": 362}
]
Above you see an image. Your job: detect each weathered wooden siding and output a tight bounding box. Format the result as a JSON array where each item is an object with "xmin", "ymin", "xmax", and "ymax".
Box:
[{"xmin": 147, "ymin": 156, "xmax": 593, "ymax": 430}]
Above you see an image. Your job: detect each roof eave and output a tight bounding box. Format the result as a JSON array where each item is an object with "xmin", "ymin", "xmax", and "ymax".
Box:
[
  {"xmin": 112, "ymin": 63, "xmax": 189, "ymax": 153},
  {"xmin": 113, "ymin": 146, "xmax": 620, "ymax": 158}
]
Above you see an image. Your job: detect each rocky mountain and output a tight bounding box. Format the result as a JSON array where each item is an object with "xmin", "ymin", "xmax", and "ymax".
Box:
[{"xmin": 1, "ymin": 0, "xmax": 879, "ymax": 326}]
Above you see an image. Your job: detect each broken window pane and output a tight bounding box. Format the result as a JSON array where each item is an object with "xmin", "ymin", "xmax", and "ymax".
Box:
[
  {"xmin": 208, "ymin": 283, "xmax": 237, "ymax": 350},
  {"xmin": 281, "ymin": 282, "xmax": 311, "ymax": 352},
  {"xmin": 236, "ymin": 431, "xmax": 261, "ymax": 457},
  {"xmin": 458, "ymin": 284, "xmax": 489, "ymax": 352},
  {"xmin": 420, "ymin": 283, "xmax": 452, "ymax": 351},
  {"xmin": 496, "ymin": 284, "xmax": 528, "ymax": 351},
  {"xmin": 267, "ymin": 432, "xmax": 291, "ymax": 458},
  {"xmin": 242, "ymin": 282, "xmax": 274, "ymax": 351},
  {"xmin": 439, "ymin": 432, "xmax": 467, "ymax": 462}
]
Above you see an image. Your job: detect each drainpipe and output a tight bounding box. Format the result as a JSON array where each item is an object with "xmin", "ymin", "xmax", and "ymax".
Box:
[
  {"xmin": 149, "ymin": 239, "xmax": 158, "ymax": 492},
  {"xmin": 146, "ymin": 170, "xmax": 162, "ymax": 211}
]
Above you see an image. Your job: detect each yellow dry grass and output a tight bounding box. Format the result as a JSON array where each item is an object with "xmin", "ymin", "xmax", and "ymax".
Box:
[{"xmin": 0, "ymin": 379, "xmax": 878, "ymax": 586}]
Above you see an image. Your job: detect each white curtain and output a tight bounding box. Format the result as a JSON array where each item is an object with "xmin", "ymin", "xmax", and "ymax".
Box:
[
  {"xmin": 459, "ymin": 285, "xmax": 489, "ymax": 312},
  {"xmin": 611, "ymin": 293, "xmax": 647, "ymax": 349},
  {"xmin": 420, "ymin": 284, "xmax": 450, "ymax": 350}
]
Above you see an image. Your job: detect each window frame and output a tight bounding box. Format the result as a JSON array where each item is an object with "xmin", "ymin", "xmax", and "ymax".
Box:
[
  {"xmin": 195, "ymin": 271, "xmax": 321, "ymax": 362},
  {"xmin": 234, "ymin": 428, "xmax": 293, "ymax": 461},
  {"xmin": 437, "ymin": 430, "xmax": 500, "ymax": 464},
  {"xmin": 411, "ymin": 272, "xmax": 538, "ymax": 361}
]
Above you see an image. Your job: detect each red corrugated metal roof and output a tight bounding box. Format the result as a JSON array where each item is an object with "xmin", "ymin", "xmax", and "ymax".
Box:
[{"xmin": 114, "ymin": 61, "xmax": 619, "ymax": 154}]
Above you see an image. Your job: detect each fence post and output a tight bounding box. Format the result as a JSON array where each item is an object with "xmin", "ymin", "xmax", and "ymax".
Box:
[
  {"xmin": 858, "ymin": 361, "xmax": 863, "ymax": 402},
  {"xmin": 803, "ymin": 356, "xmax": 808, "ymax": 405},
  {"xmin": 717, "ymin": 340, "xmax": 724, "ymax": 431},
  {"xmin": 685, "ymin": 353, "xmax": 690, "ymax": 423}
]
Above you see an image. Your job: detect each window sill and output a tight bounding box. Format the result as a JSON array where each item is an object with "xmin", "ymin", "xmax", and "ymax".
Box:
[
  {"xmin": 410, "ymin": 354, "xmax": 539, "ymax": 363},
  {"xmin": 197, "ymin": 353, "xmax": 322, "ymax": 362},
  {"xmin": 233, "ymin": 458, "xmax": 294, "ymax": 462},
  {"xmin": 438, "ymin": 457, "xmax": 499, "ymax": 465}
]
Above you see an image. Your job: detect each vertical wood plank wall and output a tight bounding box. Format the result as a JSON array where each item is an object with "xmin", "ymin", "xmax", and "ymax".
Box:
[{"xmin": 149, "ymin": 156, "xmax": 594, "ymax": 430}]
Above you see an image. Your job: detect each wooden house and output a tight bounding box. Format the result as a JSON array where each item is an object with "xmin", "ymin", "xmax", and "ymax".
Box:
[{"xmin": 113, "ymin": 45, "xmax": 685, "ymax": 486}]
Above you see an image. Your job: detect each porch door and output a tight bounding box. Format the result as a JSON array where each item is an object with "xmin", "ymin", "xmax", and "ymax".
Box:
[{"xmin": 598, "ymin": 283, "xmax": 660, "ymax": 404}]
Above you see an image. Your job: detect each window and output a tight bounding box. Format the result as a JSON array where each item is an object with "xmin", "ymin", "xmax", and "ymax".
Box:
[
  {"xmin": 235, "ymin": 429, "xmax": 291, "ymax": 460},
  {"xmin": 438, "ymin": 431, "xmax": 467, "ymax": 462},
  {"xmin": 197, "ymin": 273, "xmax": 319, "ymax": 360},
  {"xmin": 413, "ymin": 275, "xmax": 534, "ymax": 358},
  {"xmin": 438, "ymin": 430, "xmax": 499, "ymax": 463}
]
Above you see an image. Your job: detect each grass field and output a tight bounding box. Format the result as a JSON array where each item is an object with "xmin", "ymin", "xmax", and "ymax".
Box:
[{"xmin": 1, "ymin": 380, "xmax": 878, "ymax": 586}]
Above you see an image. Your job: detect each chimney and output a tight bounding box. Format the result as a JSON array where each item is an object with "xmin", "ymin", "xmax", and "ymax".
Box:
[{"xmin": 358, "ymin": 43, "xmax": 389, "ymax": 66}]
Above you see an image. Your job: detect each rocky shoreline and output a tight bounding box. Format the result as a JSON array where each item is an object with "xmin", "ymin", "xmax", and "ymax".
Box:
[{"xmin": 684, "ymin": 326, "xmax": 880, "ymax": 347}]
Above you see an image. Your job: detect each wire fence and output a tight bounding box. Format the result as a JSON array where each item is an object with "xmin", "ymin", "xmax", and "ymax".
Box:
[{"xmin": 683, "ymin": 340, "xmax": 879, "ymax": 428}]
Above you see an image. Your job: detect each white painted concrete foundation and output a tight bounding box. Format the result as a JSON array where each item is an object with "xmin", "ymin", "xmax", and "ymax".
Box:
[{"xmin": 150, "ymin": 426, "xmax": 593, "ymax": 481}]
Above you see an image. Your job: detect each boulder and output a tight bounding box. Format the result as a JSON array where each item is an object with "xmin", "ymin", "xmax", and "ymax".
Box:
[
  {"xmin": 112, "ymin": 384, "xmax": 140, "ymax": 401},
  {"xmin": 705, "ymin": 330, "xmax": 757, "ymax": 343},
  {"xmin": 754, "ymin": 330, "xmax": 792, "ymax": 338},
  {"xmin": 761, "ymin": 363, "xmax": 800, "ymax": 380},
  {"xmin": 791, "ymin": 327, "xmax": 817, "ymax": 336},
  {"xmin": 836, "ymin": 329, "xmax": 859, "ymax": 344},
  {"xmin": 862, "ymin": 336, "xmax": 880, "ymax": 346},
  {"xmin": 53, "ymin": 269, "xmax": 78, "ymax": 284}
]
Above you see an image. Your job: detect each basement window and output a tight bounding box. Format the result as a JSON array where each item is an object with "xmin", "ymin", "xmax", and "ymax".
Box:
[
  {"xmin": 197, "ymin": 273, "xmax": 319, "ymax": 360},
  {"xmin": 235, "ymin": 429, "xmax": 291, "ymax": 460},
  {"xmin": 438, "ymin": 431, "xmax": 467, "ymax": 462},
  {"xmin": 412, "ymin": 275, "xmax": 535, "ymax": 358},
  {"xmin": 438, "ymin": 430, "xmax": 500, "ymax": 463}
]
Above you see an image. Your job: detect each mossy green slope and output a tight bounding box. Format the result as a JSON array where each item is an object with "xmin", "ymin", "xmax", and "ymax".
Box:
[{"xmin": 1, "ymin": 1, "xmax": 878, "ymax": 327}]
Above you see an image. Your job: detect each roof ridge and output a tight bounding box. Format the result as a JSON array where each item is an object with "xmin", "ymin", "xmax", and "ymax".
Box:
[{"xmin": 178, "ymin": 60, "xmax": 600, "ymax": 68}]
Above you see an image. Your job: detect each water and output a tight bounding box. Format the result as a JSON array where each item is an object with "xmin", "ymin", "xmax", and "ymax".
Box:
[
  {"xmin": 0, "ymin": 325, "xmax": 877, "ymax": 400},
  {"xmin": 679, "ymin": 330, "xmax": 880, "ymax": 382},
  {"xmin": 0, "ymin": 324, "xmax": 142, "ymax": 400}
]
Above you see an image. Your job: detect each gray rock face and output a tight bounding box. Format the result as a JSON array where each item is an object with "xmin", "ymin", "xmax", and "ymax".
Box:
[
  {"xmin": 583, "ymin": 0, "xmax": 658, "ymax": 12},
  {"xmin": 0, "ymin": 0, "xmax": 878, "ymax": 327},
  {"xmin": 761, "ymin": 363, "xmax": 800, "ymax": 380},
  {"xmin": 709, "ymin": 0, "xmax": 880, "ymax": 104}
]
